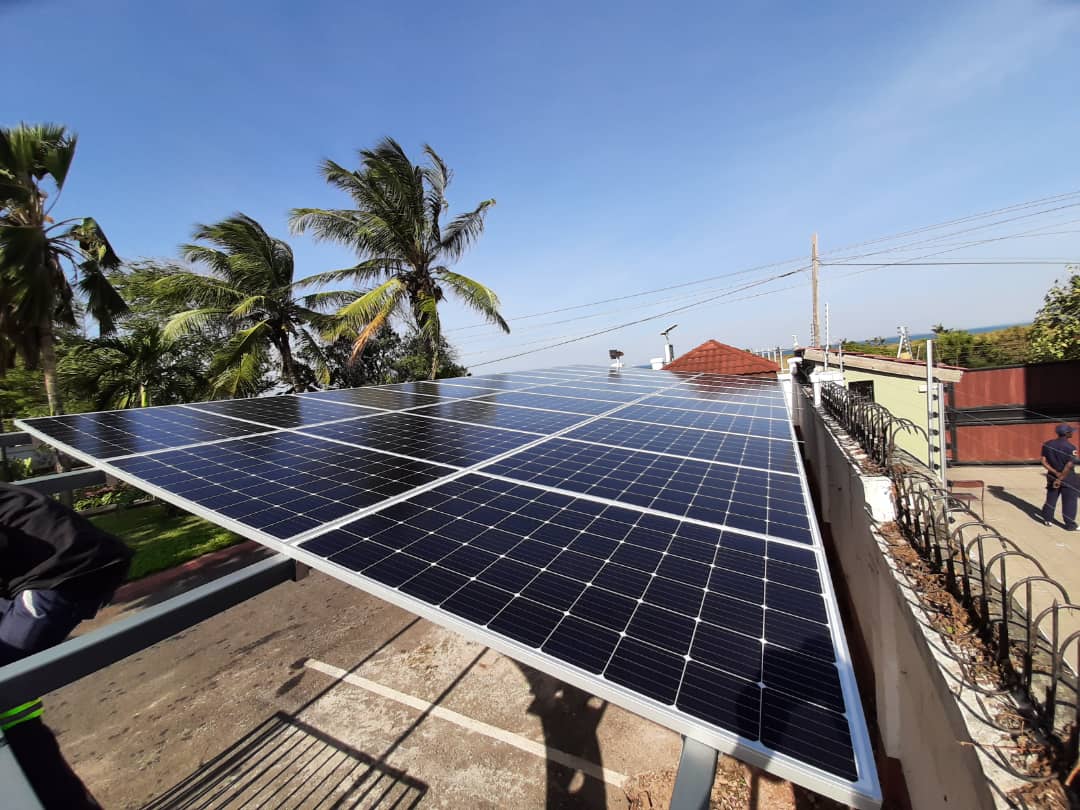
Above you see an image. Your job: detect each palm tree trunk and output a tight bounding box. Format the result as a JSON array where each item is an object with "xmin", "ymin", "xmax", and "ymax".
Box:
[
  {"xmin": 278, "ymin": 335, "xmax": 301, "ymax": 391},
  {"xmin": 139, "ymin": 383, "xmax": 149, "ymax": 408},
  {"xmin": 40, "ymin": 319, "xmax": 64, "ymax": 416},
  {"xmin": 428, "ymin": 339, "xmax": 440, "ymax": 381}
]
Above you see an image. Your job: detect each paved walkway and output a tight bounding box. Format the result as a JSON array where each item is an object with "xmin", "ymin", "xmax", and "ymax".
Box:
[{"xmin": 949, "ymin": 464, "xmax": 1080, "ymax": 638}]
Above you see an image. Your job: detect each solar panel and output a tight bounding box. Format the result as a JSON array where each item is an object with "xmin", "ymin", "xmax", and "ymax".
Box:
[
  {"xmin": 298, "ymin": 412, "xmax": 538, "ymax": 467},
  {"xmin": 561, "ymin": 418, "xmax": 799, "ymax": 473},
  {"xmin": 110, "ymin": 432, "xmax": 454, "ymax": 538},
  {"xmin": 300, "ymin": 387, "xmax": 444, "ymax": 410},
  {"xmin": 608, "ymin": 403, "xmax": 793, "ymax": 438},
  {"xmin": 643, "ymin": 394, "xmax": 790, "ymax": 419},
  {"xmin": 14, "ymin": 367, "xmax": 879, "ymax": 807},
  {"xmin": 409, "ymin": 400, "xmax": 591, "ymax": 434},
  {"xmin": 17, "ymin": 405, "xmax": 272, "ymax": 459},
  {"xmin": 476, "ymin": 392, "xmax": 619, "ymax": 415},
  {"xmin": 186, "ymin": 395, "xmax": 382, "ymax": 428},
  {"xmin": 479, "ymin": 438, "xmax": 812, "ymax": 543}
]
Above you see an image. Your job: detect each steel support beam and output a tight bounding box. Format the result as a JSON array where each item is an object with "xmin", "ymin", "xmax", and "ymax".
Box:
[
  {"xmin": 0, "ymin": 555, "xmax": 297, "ymax": 708},
  {"xmin": 12, "ymin": 467, "xmax": 106, "ymax": 494},
  {"xmin": 669, "ymin": 736, "xmax": 719, "ymax": 810}
]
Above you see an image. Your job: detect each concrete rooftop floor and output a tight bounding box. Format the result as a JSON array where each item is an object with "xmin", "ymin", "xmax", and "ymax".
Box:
[{"xmin": 949, "ymin": 462, "xmax": 1080, "ymax": 638}]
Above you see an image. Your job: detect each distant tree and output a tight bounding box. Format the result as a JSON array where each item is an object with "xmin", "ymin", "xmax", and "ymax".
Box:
[
  {"xmin": 296, "ymin": 328, "xmax": 403, "ymax": 389},
  {"xmin": 291, "ymin": 138, "xmax": 508, "ymax": 379},
  {"xmin": 1029, "ymin": 272, "xmax": 1080, "ymax": 361},
  {"xmin": 152, "ymin": 214, "xmax": 354, "ymax": 396},
  {"xmin": 392, "ymin": 331, "xmax": 467, "ymax": 381},
  {"xmin": 0, "ymin": 123, "xmax": 128, "ymax": 414},
  {"xmin": 61, "ymin": 319, "xmax": 209, "ymax": 409}
]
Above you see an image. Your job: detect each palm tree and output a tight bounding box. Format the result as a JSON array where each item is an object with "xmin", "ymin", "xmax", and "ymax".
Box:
[
  {"xmin": 61, "ymin": 319, "xmax": 209, "ymax": 410},
  {"xmin": 290, "ymin": 138, "xmax": 508, "ymax": 379},
  {"xmin": 0, "ymin": 123, "xmax": 128, "ymax": 415},
  {"xmin": 153, "ymin": 214, "xmax": 352, "ymax": 397}
]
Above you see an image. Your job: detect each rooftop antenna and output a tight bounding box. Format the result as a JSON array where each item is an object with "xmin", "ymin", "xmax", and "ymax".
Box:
[
  {"xmin": 608, "ymin": 348, "xmax": 624, "ymax": 370},
  {"xmin": 660, "ymin": 324, "xmax": 678, "ymax": 365}
]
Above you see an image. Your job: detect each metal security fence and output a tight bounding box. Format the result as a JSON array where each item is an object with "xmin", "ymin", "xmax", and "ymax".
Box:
[
  {"xmin": 816, "ymin": 381, "xmax": 1079, "ymax": 790},
  {"xmin": 818, "ymin": 382, "xmax": 926, "ymax": 470}
]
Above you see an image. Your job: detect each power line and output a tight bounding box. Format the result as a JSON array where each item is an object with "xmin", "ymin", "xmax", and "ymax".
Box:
[
  {"xmin": 462, "ymin": 192, "xmax": 1080, "ymax": 367},
  {"xmin": 447, "ymin": 190, "xmax": 1080, "ymax": 335},
  {"xmin": 467, "ymin": 267, "xmax": 809, "ymax": 366},
  {"xmin": 823, "ymin": 260, "xmax": 1076, "ymax": 267}
]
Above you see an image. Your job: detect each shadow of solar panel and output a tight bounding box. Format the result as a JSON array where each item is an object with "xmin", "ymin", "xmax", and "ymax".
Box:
[
  {"xmin": 561, "ymin": 418, "xmax": 798, "ymax": 473},
  {"xmin": 408, "ymin": 400, "xmax": 591, "ymax": 434},
  {"xmin": 17, "ymin": 406, "xmax": 272, "ymax": 459},
  {"xmin": 111, "ymin": 433, "xmax": 454, "ymax": 538},
  {"xmin": 480, "ymin": 439, "xmax": 811, "ymax": 543},
  {"xmin": 295, "ymin": 472, "xmax": 858, "ymax": 785},
  {"xmin": 299, "ymin": 412, "xmax": 538, "ymax": 466},
  {"xmin": 185, "ymin": 395, "xmax": 382, "ymax": 428}
]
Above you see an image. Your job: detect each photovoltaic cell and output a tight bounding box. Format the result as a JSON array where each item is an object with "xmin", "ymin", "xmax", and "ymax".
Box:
[
  {"xmin": 17, "ymin": 406, "xmax": 271, "ymax": 459},
  {"xmin": 111, "ymin": 432, "xmax": 454, "ymax": 538},
  {"xmin": 298, "ymin": 412, "xmax": 538, "ymax": 466}
]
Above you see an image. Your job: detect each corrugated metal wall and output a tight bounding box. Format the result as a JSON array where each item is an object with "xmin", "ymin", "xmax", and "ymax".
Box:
[
  {"xmin": 950, "ymin": 359, "xmax": 1080, "ymax": 463},
  {"xmin": 953, "ymin": 423, "xmax": 1061, "ymax": 464},
  {"xmin": 953, "ymin": 360, "xmax": 1080, "ymax": 410}
]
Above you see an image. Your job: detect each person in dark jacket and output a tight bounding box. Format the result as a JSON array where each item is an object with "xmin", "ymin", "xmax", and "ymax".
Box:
[
  {"xmin": 1040, "ymin": 424, "xmax": 1079, "ymax": 531},
  {"xmin": 0, "ymin": 482, "xmax": 133, "ymax": 809}
]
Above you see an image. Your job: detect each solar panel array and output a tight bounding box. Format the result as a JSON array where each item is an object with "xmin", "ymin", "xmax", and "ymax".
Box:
[{"xmin": 16, "ymin": 365, "xmax": 880, "ymax": 808}]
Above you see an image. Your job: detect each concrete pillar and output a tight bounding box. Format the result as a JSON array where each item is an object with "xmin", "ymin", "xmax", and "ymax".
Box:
[{"xmin": 809, "ymin": 368, "xmax": 845, "ymax": 407}]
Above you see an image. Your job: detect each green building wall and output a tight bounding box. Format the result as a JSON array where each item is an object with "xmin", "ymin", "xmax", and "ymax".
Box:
[{"xmin": 843, "ymin": 368, "xmax": 931, "ymax": 462}]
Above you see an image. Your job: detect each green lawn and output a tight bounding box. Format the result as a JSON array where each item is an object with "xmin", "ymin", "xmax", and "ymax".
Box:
[{"xmin": 90, "ymin": 504, "xmax": 245, "ymax": 581}]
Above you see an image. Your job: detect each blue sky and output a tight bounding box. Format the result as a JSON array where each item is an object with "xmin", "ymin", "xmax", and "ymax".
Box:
[{"xmin": 7, "ymin": 0, "xmax": 1080, "ymax": 371}]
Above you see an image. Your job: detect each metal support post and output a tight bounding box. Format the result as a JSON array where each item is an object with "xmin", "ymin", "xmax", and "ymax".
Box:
[
  {"xmin": 0, "ymin": 730, "xmax": 45, "ymax": 810},
  {"xmin": 669, "ymin": 737, "xmax": 718, "ymax": 810}
]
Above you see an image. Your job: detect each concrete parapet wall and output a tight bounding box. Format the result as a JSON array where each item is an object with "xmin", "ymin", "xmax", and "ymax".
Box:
[{"xmin": 791, "ymin": 384, "xmax": 1025, "ymax": 809}]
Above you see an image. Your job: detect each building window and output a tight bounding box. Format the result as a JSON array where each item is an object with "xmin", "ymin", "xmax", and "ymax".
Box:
[{"xmin": 849, "ymin": 380, "xmax": 875, "ymax": 401}]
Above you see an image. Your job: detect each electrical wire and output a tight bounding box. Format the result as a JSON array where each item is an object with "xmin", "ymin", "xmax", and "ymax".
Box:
[
  {"xmin": 466, "ymin": 268, "xmax": 810, "ymax": 366},
  {"xmin": 446, "ymin": 190, "xmax": 1080, "ymax": 335}
]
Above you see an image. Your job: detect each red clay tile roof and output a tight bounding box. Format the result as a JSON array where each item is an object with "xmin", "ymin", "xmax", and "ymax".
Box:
[{"xmin": 665, "ymin": 340, "xmax": 779, "ymax": 375}]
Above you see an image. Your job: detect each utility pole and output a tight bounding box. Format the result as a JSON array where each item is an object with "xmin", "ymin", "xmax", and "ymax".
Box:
[{"xmin": 811, "ymin": 233, "xmax": 820, "ymax": 346}]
